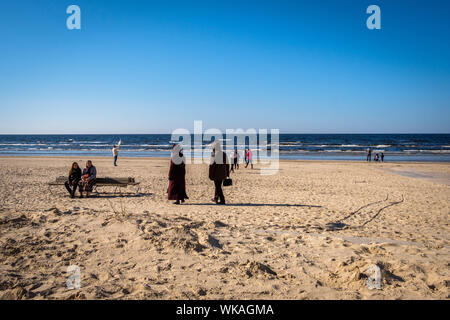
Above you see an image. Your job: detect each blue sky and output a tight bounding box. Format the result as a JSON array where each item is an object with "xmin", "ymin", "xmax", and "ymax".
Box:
[{"xmin": 0, "ymin": 0, "xmax": 449, "ymax": 134}]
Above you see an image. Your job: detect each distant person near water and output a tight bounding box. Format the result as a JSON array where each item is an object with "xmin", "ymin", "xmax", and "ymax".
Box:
[
  {"xmin": 245, "ymin": 148, "xmax": 253, "ymax": 169},
  {"xmin": 366, "ymin": 148, "xmax": 372, "ymax": 162},
  {"xmin": 381, "ymin": 152, "xmax": 384, "ymax": 162},
  {"xmin": 374, "ymin": 153, "xmax": 379, "ymax": 162},
  {"xmin": 112, "ymin": 139, "xmax": 121, "ymax": 166},
  {"xmin": 64, "ymin": 162, "xmax": 81, "ymax": 198},
  {"xmin": 230, "ymin": 148, "xmax": 239, "ymax": 172},
  {"xmin": 167, "ymin": 144, "xmax": 189, "ymax": 205},
  {"xmin": 79, "ymin": 160, "xmax": 97, "ymax": 198},
  {"xmin": 209, "ymin": 141, "xmax": 230, "ymax": 205}
]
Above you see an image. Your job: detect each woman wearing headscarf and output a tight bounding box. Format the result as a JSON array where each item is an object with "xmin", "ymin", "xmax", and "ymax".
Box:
[
  {"xmin": 64, "ymin": 162, "xmax": 81, "ymax": 198},
  {"xmin": 167, "ymin": 144, "xmax": 189, "ymax": 205},
  {"xmin": 209, "ymin": 141, "xmax": 230, "ymax": 205}
]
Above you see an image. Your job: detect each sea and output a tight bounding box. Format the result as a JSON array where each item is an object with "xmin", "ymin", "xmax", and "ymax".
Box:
[{"xmin": 0, "ymin": 134, "xmax": 449, "ymax": 162}]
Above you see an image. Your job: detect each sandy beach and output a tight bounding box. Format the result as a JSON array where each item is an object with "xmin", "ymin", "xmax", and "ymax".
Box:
[{"xmin": 0, "ymin": 156, "xmax": 449, "ymax": 300}]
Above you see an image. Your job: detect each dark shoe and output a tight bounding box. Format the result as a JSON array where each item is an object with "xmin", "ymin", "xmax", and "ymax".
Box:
[
  {"xmin": 217, "ymin": 201, "xmax": 226, "ymax": 205},
  {"xmin": 65, "ymin": 187, "xmax": 72, "ymax": 195},
  {"xmin": 173, "ymin": 201, "xmax": 180, "ymax": 205}
]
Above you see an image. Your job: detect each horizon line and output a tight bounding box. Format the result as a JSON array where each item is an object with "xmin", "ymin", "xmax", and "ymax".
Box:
[{"xmin": 0, "ymin": 132, "xmax": 449, "ymax": 135}]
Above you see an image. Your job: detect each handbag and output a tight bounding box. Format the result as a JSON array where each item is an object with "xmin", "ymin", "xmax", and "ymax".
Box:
[{"xmin": 223, "ymin": 178, "xmax": 232, "ymax": 187}]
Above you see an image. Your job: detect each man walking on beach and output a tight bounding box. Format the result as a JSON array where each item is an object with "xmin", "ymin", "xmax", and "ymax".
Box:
[
  {"xmin": 366, "ymin": 148, "xmax": 372, "ymax": 162},
  {"xmin": 230, "ymin": 148, "xmax": 239, "ymax": 172},
  {"xmin": 112, "ymin": 140, "xmax": 120, "ymax": 166},
  {"xmin": 112, "ymin": 145, "xmax": 118, "ymax": 166}
]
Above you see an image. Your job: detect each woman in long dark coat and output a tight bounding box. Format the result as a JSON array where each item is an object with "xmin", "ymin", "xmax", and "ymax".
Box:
[{"xmin": 167, "ymin": 144, "xmax": 188, "ymax": 205}]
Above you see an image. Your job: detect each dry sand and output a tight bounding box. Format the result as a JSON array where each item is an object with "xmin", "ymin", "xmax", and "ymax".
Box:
[{"xmin": 0, "ymin": 156, "xmax": 449, "ymax": 300}]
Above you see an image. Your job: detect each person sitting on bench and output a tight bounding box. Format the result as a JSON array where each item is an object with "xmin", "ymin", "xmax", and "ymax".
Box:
[
  {"xmin": 64, "ymin": 162, "xmax": 81, "ymax": 198},
  {"xmin": 79, "ymin": 160, "xmax": 97, "ymax": 198}
]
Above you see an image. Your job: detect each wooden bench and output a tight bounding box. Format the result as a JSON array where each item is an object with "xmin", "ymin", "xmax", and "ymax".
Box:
[{"xmin": 48, "ymin": 176, "xmax": 141, "ymax": 195}]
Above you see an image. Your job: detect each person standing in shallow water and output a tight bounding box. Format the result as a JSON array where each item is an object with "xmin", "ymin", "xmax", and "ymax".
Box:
[
  {"xmin": 381, "ymin": 152, "xmax": 385, "ymax": 162},
  {"xmin": 167, "ymin": 144, "xmax": 189, "ymax": 205},
  {"xmin": 209, "ymin": 141, "xmax": 230, "ymax": 205},
  {"xmin": 366, "ymin": 148, "xmax": 372, "ymax": 162}
]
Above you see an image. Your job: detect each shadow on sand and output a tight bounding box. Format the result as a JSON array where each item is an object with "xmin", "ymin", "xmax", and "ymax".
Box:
[
  {"xmin": 89, "ymin": 192, "xmax": 153, "ymax": 199},
  {"xmin": 184, "ymin": 202, "xmax": 322, "ymax": 208}
]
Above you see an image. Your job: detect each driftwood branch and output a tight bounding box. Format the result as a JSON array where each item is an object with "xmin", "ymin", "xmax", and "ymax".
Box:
[
  {"xmin": 339, "ymin": 194, "xmax": 389, "ymax": 222},
  {"xmin": 325, "ymin": 194, "xmax": 404, "ymax": 231},
  {"xmin": 358, "ymin": 195, "xmax": 404, "ymax": 227}
]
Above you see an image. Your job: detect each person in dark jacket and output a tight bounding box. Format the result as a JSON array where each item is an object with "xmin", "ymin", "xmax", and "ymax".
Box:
[
  {"xmin": 79, "ymin": 160, "xmax": 97, "ymax": 198},
  {"xmin": 167, "ymin": 144, "xmax": 189, "ymax": 205},
  {"xmin": 64, "ymin": 162, "xmax": 81, "ymax": 198},
  {"xmin": 230, "ymin": 148, "xmax": 239, "ymax": 172},
  {"xmin": 209, "ymin": 141, "xmax": 230, "ymax": 205}
]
